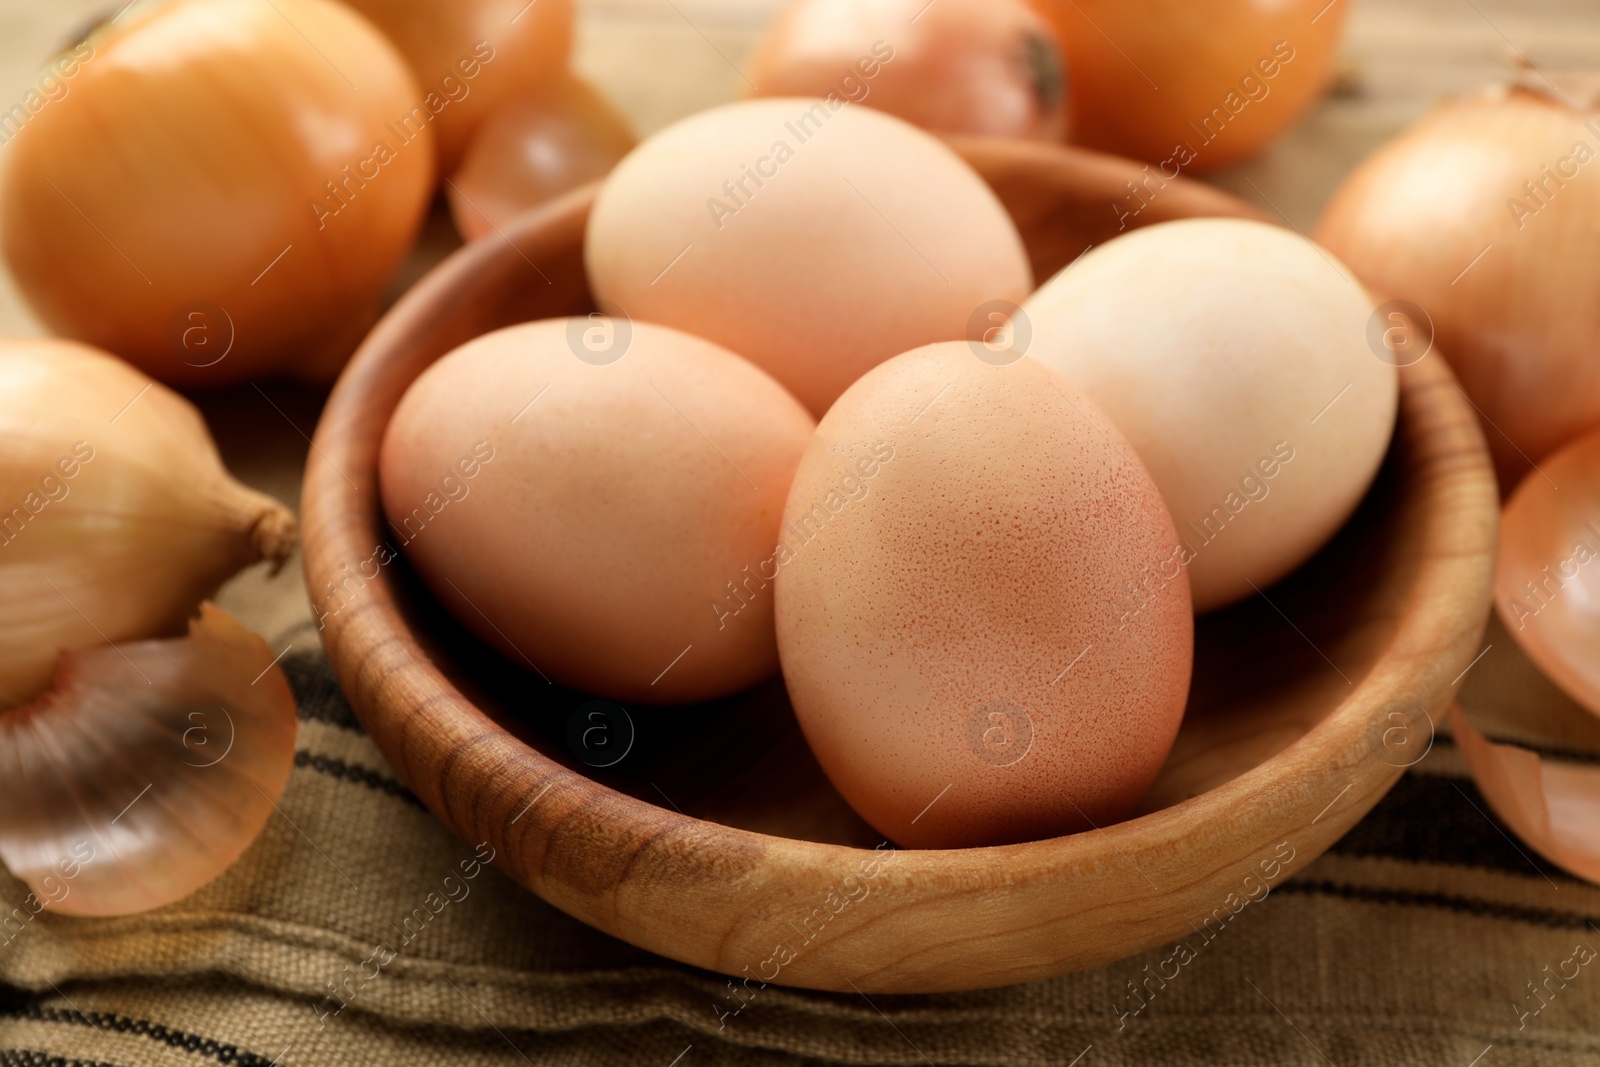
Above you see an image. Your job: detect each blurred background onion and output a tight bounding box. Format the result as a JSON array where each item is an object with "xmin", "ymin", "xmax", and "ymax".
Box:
[
  {"xmin": 448, "ymin": 74, "xmax": 634, "ymax": 242},
  {"xmin": 0, "ymin": 0, "xmax": 436, "ymax": 388},
  {"xmin": 339, "ymin": 0, "xmax": 575, "ymax": 174},
  {"xmin": 1027, "ymin": 0, "xmax": 1347, "ymax": 171},
  {"xmin": 745, "ymin": 0, "xmax": 1066, "ymax": 141}
]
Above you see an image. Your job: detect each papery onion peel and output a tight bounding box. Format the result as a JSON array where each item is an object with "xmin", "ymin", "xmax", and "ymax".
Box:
[{"xmin": 0, "ymin": 605, "xmax": 299, "ymax": 917}]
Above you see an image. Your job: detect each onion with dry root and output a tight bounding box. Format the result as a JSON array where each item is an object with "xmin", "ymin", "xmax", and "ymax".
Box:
[
  {"xmin": 0, "ymin": 605, "xmax": 299, "ymax": 916},
  {"xmin": 0, "ymin": 339, "xmax": 295, "ymax": 707},
  {"xmin": 746, "ymin": 0, "xmax": 1066, "ymax": 141},
  {"xmin": 0, "ymin": 0, "xmax": 435, "ymax": 388},
  {"xmin": 340, "ymin": 0, "xmax": 575, "ymax": 173},
  {"xmin": 449, "ymin": 76, "xmax": 635, "ymax": 242},
  {"xmin": 1317, "ymin": 73, "xmax": 1600, "ymax": 490},
  {"xmin": 1028, "ymin": 0, "xmax": 1346, "ymax": 171}
]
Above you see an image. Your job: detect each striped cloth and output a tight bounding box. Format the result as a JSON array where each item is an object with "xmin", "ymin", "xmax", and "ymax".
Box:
[{"xmin": 2, "ymin": 615, "xmax": 1597, "ymax": 1067}]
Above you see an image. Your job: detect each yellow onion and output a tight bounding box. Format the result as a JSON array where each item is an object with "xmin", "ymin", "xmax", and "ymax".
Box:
[
  {"xmin": 0, "ymin": 339, "xmax": 295, "ymax": 707},
  {"xmin": 1317, "ymin": 74, "xmax": 1600, "ymax": 490},
  {"xmin": 1028, "ymin": 0, "xmax": 1346, "ymax": 170},
  {"xmin": 746, "ymin": 0, "xmax": 1066, "ymax": 141},
  {"xmin": 339, "ymin": 0, "xmax": 575, "ymax": 173},
  {"xmin": 0, "ymin": 0, "xmax": 434, "ymax": 388},
  {"xmin": 0, "ymin": 604, "xmax": 298, "ymax": 916},
  {"xmin": 448, "ymin": 75, "xmax": 635, "ymax": 242}
]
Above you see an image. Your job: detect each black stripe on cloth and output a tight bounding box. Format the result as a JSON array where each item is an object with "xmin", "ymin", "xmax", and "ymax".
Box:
[
  {"xmin": 0, "ymin": 1052, "xmax": 123, "ymax": 1067},
  {"xmin": 280, "ymin": 651, "xmax": 364, "ymax": 732},
  {"xmin": 1280, "ymin": 881, "xmax": 1600, "ymax": 931},
  {"xmin": 293, "ymin": 750, "xmax": 421, "ymax": 808},
  {"xmin": 1325, "ymin": 773, "xmax": 1578, "ymax": 884},
  {"xmin": 0, "ymin": 1006, "xmax": 274, "ymax": 1067}
]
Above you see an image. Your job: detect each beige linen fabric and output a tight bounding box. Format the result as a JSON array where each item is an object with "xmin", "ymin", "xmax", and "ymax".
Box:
[{"xmin": 2, "ymin": 612, "xmax": 1598, "ymax": 1066}]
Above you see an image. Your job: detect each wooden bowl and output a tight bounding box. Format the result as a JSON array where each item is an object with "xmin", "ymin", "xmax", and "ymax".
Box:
[{"xmin": 302, "ymin": 139, "xmax": 1497, "ymax": 993}]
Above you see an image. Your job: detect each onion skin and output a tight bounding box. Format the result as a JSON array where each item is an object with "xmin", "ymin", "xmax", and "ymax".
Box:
[
  {"xmin": 449, "ymin": 76, "xmax": 635, "ymax": 243},
  {"xmin": 1449, "ymin": 706, "xmax": 1600, "ymax": 885},
  {"xmin": 1317, "ymin": 82, "xmax": 1600, "ymax": 491},
  {"xmin": 746, "ymin": 0, "xmax": 1066, "ymax": 141},
  {"xmin": 0, "ymin": 604, "xmax": 299, "ymax": 917},
  {"xmin": 0, "ymin": 339, "xmax": 295, "ymax": 707},
  {"xmin": 1494, "ymin": 426, "xmax": 1600, "ymax": 718},
  {"xmin": 339, "ymin": 0, "xmax": 575, "ymax": 173},
  {"xmin": 0, "ymin": 0, "xmax": 434, "ymax": 388},
  {"xmin": 1028, "ymin": 0, "xmax": 1346, "ymax": 171}
]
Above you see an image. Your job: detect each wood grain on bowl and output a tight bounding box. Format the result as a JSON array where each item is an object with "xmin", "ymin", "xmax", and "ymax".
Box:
[
  {"xmin": 301, "ymin": 139, "xmax": 1497, "ymax": 993},
  {"xmin": 948, "ymin": 136, "xmax": 1273, "ymax": 281}
]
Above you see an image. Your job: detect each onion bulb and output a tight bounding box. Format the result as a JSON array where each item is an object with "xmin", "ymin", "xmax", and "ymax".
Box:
[
  {"xmin": 1495, "ymin": 425, "xmax": 1600, "ymax": 719},
  {"xmin": 0, "ymin": 604, "xmax": 299, "ymax": 916},
  {"xmin": 746, "ymin": 0, "xmax": 1065, "ymax": 141},
  {"xmin": 0, "ymin": 0, "xmax": 434, "ymax": 388},
  {"xmin": 1027, "ymin": 0, "xmax": 1346, "ymax": 170},
  {"xmin": 339, "ymin": 0, "xmax": 575, "ymax": 173},
  {"xmin": 448, "ymin": 76, "xmax": 635, "ymax": 243},
  {"xmin": 0, "ymin": 339, "xmax": 295, "ymax": 707},
  {"xmin": 1317, "ymin": 75, "xmax": 1600, "ymax": 490}
]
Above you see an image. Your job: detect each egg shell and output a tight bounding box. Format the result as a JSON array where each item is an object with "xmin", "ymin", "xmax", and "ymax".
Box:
[
  {"xmin": 773, "ymin": 341, "xmax": 1193, "ymax": 849},
  {"xmin": 584, "ymin": 97, "xmax": 1033, "ymax": 416},
  {"xmin": 1024, "ymin": 218, "xmax": 1399, "ymax": 613},
  {"xmin": 379, "ymin": 318, "xmax": 816, "ymax": 704}
]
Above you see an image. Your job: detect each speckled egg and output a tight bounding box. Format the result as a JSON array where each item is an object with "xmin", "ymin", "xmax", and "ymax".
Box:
[
  {"xmin": 379, "ymin": 318, "xmax": 815, "ymax": 704},
  {"xmin": 1024, "ymin": 218, "xmax": 1399, "ymax": 613},
  {"xmin": 584, "ymin": 97, "xmax": 1033, "ymax": 416},
  {"xmin": 773, "ymin": 341, "xmax": 1193, "ymax": 848}
]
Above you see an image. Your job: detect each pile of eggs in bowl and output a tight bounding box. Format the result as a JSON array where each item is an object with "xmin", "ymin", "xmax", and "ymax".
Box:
[{"xmin": 380, "ymin": 96, "xmax": 1399, "ymax": 850}]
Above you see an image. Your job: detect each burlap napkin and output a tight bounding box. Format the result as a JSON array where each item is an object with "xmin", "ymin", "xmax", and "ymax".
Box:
[{"xmin": 2, "ymin": 586, "xmax": 1598, "ymax": 1067}]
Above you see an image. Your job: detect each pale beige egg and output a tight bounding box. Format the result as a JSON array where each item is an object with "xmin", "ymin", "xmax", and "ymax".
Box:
[
  {"xmin": 584, "ymin": 97, "xmax": 1033, "ymax": 416},
  {"xmin": 1024, "ymin": 218, "xmax": 1399, "ymax": 613},
  {"xmin": 379, "ymin": 318, "xmax": 815, "ymax": 704},
  {"xmin": 774, "ymin": 341, "xmax": 1192, "ymax": 849}
]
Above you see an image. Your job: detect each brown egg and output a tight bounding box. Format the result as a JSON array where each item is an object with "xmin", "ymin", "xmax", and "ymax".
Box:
[
  {"xmin": 745, "ymin": 0, "xmax": 1066, "ymax": 141},
  {"xmin": 774, "ymin": 342, "xmax": 1193, "ymax": 849},
  {"xmin": 584, "ymin": 98, "xmax": 1033, "ymax": 416},
  {"xmin": 379, "ymin": 318, "xmax": 815, "ymax": 703}
]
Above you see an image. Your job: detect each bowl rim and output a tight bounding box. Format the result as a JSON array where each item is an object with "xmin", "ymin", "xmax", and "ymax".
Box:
[{"xmin": 302, "ymin": 139, "xmax": 1498, "ymax": 993}]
